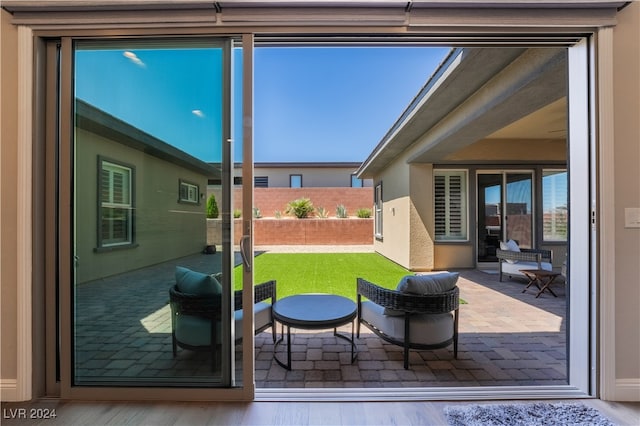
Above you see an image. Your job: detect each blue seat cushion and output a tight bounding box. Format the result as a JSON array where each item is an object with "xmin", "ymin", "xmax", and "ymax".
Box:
[
  {"xmin": 234, "ymin": 301, "xmax": 272, "ymax": 341},
  {"xmin": 175, "ymin": 266, "xmax": 221, "ymax": 296},
  {"xmin": 175, "ymin": 301, "xmax": 272, "ymax": 346}
]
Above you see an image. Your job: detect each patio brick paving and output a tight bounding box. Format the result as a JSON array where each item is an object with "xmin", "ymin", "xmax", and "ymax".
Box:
[
  {"xmin": 254, "ymin": 267, "xmax": 567, "ymax": 388},
  {"xmin": 73, "ymin": 251, "xmax": 567, "ymax": 388}
]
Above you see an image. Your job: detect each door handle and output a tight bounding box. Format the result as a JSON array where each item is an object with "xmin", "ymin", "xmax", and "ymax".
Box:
[{"xmin": 239, "ymin": 235, "xmax": 252, "ymax": 272}]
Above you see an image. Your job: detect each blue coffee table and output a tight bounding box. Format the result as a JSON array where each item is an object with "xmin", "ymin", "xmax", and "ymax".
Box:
[{"xmin": 272, "ymin": 293, "xmax": 358, "ymax": 370}]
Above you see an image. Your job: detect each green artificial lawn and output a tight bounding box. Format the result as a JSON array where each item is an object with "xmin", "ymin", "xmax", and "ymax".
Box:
[{"xmin": 233, "ymin": 252, "xmax": 411, "ymax": 301}]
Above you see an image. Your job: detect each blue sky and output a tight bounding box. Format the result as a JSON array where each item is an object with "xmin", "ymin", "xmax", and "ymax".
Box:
[
  {"xmin": 254, "ymin": 47, "xmax": 448, "ymax": 162},
  {"xmin": 75, "ymin": 45, "xmax": 449, "ymax": 163}
]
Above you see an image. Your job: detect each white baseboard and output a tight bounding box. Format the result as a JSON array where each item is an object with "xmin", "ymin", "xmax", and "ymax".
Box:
[
  {"xmin": 0, "ymin": 379, "xmax": 19, "ymax": 402},
  {"xmin": 612, "ymin": 379, "xmax": 640, "ymax": 401}
]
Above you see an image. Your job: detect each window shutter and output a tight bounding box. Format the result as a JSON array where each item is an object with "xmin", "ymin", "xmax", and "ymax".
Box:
[
  {"xmin": 434, "ymin": 175, "xmax": 447, "ymax": 237},
  {"xmin": 434, "ymin": 171, "xmax": 466, "ymax": 241},
  {"xmin": 448, "ymin": 174, "xmax": 463, "ymax": 236}
]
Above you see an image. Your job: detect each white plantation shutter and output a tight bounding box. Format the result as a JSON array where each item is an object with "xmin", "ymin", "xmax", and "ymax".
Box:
[
  {"xmin": 434, "ymin": 171, "xmax": 467, "ymax": 241},
  {"xmin": 100, "ymin": 160, "xmax": 133, "ymax": 246}
]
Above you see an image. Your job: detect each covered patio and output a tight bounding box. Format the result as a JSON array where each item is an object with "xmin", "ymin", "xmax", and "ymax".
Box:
[{"xmin": 74, "ymin": 252, "xmax": 567, "ymax": 388}]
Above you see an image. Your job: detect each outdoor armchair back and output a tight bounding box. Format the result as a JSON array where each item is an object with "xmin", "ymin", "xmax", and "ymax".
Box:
[
  {"xmin": 356, "ymin": 276, "xmax": 459, "ymax": 369},
  {"xmin": 169, "ymin": 279, "xmax": 277, "ymax": 370},
  {"xmin": 496, "ymin": 248, "xmax": 553, "ymax": 282}
]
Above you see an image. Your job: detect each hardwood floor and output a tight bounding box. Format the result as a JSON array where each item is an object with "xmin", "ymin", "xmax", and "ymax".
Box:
[{"xmin": 2, "ymin": 398, "xmax": 639, "ymax": 425}]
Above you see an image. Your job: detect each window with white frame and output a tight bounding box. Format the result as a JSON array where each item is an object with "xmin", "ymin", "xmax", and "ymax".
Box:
[
  {"xmin": 434, "ymin": 170, "xmax": 467, "ymax": 241},
  {"xmin": 178, "ymin": 180, "xmax": 200, "ymax": 204},
  {"xmin": 374, "ymin": 182, "xmax": 383, "ymax": 239},
  {"xmin": 542, "ymin": 169, "xmax": 568, "ymax": 242},
  {"xmin": 99, "ymin": 158, "xmax": 134, "ymax": 248}
]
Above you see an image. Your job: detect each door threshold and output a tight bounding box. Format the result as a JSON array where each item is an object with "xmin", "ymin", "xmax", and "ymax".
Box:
[{"xmin": 255, "ymin": 385, "xmax": 591, "ymax": 402}]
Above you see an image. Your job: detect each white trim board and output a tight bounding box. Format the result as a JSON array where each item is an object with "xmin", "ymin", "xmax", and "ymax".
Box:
[
  {"xmin": 0, "ymin": 379, "xmax": 18, "ymax": 402},
  {"xmin": 611, "ymin": 379, "xmax": 640, "ymax": 402}
]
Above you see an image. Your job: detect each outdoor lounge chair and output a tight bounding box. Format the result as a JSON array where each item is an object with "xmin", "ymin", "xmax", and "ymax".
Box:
[
  {"xmin": 496, "ymin": 239, "xmax": 553, "ymax": 282},
  {"xmin": 356, "ymin": 273, "xmax": 460, "ymax": 370},
  {"xmin": 169, "ymin": 266, "xmax": 276, "ymax": 369}
]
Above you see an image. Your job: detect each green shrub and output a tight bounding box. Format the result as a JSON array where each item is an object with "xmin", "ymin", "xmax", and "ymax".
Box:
[
  {"xmin": 206, "ymin": 194, "xmax": 219, "ymax": 218},
  {"xmin": 253, "ymin": 207, "xmax": 262, "ymax": 218},
  {"xmin": 274, "ymin": 210, "xmax": 282, "ymax": 219},
  {"xmin": 233, "ymin": 208, "xmax": 242, "ymax": 218},
  {"xmin": 356, "ymin": 208, "xmax": 372, "ymax": 218},
  {"xmin": 285, "ymin": 198, "xmax": 314, "ymax": 219},
  {"xmin": 336, "ymin": 204, "xmax": 348, "ymax": 218},
  {"xmin": 316, "ymin": 207, "xmax": 329, "ymax": 218}
]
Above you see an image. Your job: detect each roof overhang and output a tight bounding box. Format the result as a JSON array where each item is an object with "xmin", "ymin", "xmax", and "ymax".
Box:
[
  {"xmin": 357, "ymin": 46, "xmax": 567, "ymax": 177},
  {"xmin": 76, "ymin": 100, "xmax": 219, "ymax": 177}
]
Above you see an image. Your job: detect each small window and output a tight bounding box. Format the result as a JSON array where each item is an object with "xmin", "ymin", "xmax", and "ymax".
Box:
[
  {"xmin": 290, "ymin": 174, "xmax": 302, "ymax": 188},
  {"xmin": 178, "ymin": 180, "xmax": 200, "ymax": 204},
  {"xmin": 542, "ymin": 169, "xmax": 568, "ymax": 242},
  {"xmin": 351, "ymin": 174, "xmax": 363, "ymax": 188},
  {"xmin": 98, "ymin": 158, "xmax": 134, "ymax": 248},
  {"xmin": 254, "ymin": 176, "xmax": 268, "ymax": 188},
  {"xmin": 434, "ymin": 170, "xmax": 468, "ymax": 241},
  {"xmin": 374, "ymin": 182, "xmax": 383, "ymax": 239}
]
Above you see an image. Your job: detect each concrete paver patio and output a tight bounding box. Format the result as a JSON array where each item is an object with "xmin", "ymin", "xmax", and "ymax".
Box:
[
  {"xmin": 256, "ymin": 268, "xmax": 566, "ymax": 388},
  {"xmin": 74, "ymin": 250, "xmax": 567, "ymax": 388}
]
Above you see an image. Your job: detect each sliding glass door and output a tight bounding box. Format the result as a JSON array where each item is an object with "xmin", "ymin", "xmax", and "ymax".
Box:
[
  {"xmin": 477, "ymin": 171, "xmax": 534, "ymax": 263},
  {"xmin": 71, "ymin": 38, "xmax": 238, "ymax": 387}
]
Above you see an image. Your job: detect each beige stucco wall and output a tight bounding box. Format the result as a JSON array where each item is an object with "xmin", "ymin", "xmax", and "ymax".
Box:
[
  {"xmin": 409, "ymin": 163, "xmax": 435, "ymax": 271},
  {"xmin": 75, "ymin": 128, "xmax": 208, "ymax": 283},
  {"xmin": 248, "ymin": 166, "xmax": 373, "ymax": 188},
  {"xmin": 612, "ymin": 1, "xmax": 640, "ymax": 382},
  {"xmin": 1, "ymin": 8, "xmax": 19, "ymax": 386},
  {"xmin": 372, "ymin": 156, "xmax": 412, "ymax": 269},
  {"xmin": 434, "ymin": 244, "xmax": 475, "ymax": 270}
]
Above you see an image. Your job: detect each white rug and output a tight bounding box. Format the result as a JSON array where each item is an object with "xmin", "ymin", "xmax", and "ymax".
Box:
[{"xmin": 444, "ymin": 402, "xmax": 614, "ymax": 426}]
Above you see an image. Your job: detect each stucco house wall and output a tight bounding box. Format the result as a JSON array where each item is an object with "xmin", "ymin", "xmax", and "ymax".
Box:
[
  {"xmin": 75, "ymin": 126, "xmax": 209, "ymax": 283},
  {"xmin": 366, "ymin": 47, "xmax": 569, "ymax": 272},
  {"xmin": 372, "ymin": 155, "xmax": 412, "ymax": 269},
  {"xmin": 612, "ymin": 0, "xmax": 640, "ymax": 386},
  {"xmin": 236, "ymin": 163, "xmax": 374, "ymax": 188}
]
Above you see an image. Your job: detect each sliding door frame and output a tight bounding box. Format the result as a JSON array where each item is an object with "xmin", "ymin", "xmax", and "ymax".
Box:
[
  {"xmin": 47, "ymin": 33, "xmax": 256, "ymax": 401},
  {"xmin": 21, "ymin": 16, "xmax": 604, "ymax": 401}
]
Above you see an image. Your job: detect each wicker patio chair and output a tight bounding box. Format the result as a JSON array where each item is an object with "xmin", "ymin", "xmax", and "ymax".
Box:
[
  {"xmin": 496, "ymin": 248, "xmax": 553, "ymax": 282},
  {"xmin": 169, "ymin": 279, "xmax": 277, "ymax": 370},
  {"xmin": 356, "ymin": 277, "xmax": 459, "ymax": 370}
]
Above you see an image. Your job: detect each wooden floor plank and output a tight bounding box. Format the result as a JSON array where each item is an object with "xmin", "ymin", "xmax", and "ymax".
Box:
[{"xmin": 2, "ymin": 399, "xmax": 639, "ymax": 425}]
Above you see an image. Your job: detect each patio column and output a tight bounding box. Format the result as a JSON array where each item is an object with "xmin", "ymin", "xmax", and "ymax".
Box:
[{"xmin": 409, "ymin": 163, "xmax": 435, "ymax": 271}]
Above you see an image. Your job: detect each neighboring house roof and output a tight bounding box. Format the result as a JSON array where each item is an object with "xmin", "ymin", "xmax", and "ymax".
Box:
[
  {"xmin": 75, "ymin": 99, "xmax": 219, "ymax": 177},
  {"xmin": 357, "ymin": 46, "xmax": 567, "ymax": 178},
  {"xmin": 235, "ymin": 162, "xmax": 362, "ymax": 170}
]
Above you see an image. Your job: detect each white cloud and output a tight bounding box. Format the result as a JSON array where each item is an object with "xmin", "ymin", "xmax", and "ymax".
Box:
[
  {"xmin": 123, "ymin": 51, "xmax": 146, "ymax": 68},
  {"xmin": 192, "ymin": 109, "xmax": 205, "ymax": 118}
]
